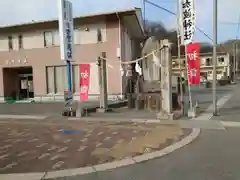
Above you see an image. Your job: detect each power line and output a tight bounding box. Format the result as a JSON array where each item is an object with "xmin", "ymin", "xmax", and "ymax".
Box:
[
  {"xmin": 145, "ymin": 0, "xmax": 175, "ymax": 16},
  {"xmin": 145, "ymin": 0, "xmax": 213, "ymax": 41},
  {"xmin": 219, "ymin": 21, "xmax": 239, "ymax": 25},
  {"xmin": 144, "ymin": 0, "xmax": 227, "ymax": 53}
]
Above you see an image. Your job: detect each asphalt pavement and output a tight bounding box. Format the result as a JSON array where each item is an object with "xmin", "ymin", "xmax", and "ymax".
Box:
[
  {"xmin": 47, "ymin": 84, "xmax": 240, "ymax": 180},
  {"xmin": 49, "ymin": 128, "xmax": 240, "ymax": 180},
  {"xmin": 211, "ymin": 83, "xmax": 240, "ymax": 122}
]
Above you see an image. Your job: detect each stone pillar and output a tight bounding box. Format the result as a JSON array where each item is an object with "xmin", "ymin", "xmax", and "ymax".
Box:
[{"xmin": 157, "ymin": 39, "xmax": 173, "ymax": 120}]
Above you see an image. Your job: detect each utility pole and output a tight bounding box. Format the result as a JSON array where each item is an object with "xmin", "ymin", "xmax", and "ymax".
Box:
[
  {"xmin": 233, "ymin": 43, "xmax": 236, "ymax": 82},
  {"xmin": 237, "ymin": 42, "xmax": 239, "ymax": 76},
  {"xmin": 212, "ymin": 0, "xmax": 218, "ymax": 116}
]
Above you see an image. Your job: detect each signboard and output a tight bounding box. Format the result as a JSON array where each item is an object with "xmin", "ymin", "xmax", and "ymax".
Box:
[
  {"xmin": 186, "ymin": 42, "xmax": 200, "ymax": 84},
  {"xmin": 58, "ymin": 0, "xmax": 74, "ymax": 61},
  {"xmin": 80, "ymin": 64, "xmax": 90, "ymax": 100},
  {"xmin": 179, "ymin": 0, "xmax": 196, "ymax": 45}
]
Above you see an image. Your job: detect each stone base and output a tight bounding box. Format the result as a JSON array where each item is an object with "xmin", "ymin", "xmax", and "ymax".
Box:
[
  {"xmin": 76, "ymin": 109, "xmax": 83, "ymax": 117},
  {"xmin": 156, "ymin": 111, "xmax": 174, "ymax": 121},
  {"xmin": 188, "ymin": 107, "xmax": 196, "ymax": 118}
]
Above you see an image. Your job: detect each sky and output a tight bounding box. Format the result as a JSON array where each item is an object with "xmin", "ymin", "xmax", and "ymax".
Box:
[{"xmin": 0, "ymin": 0, "xmax": 239, "ymax": 43}]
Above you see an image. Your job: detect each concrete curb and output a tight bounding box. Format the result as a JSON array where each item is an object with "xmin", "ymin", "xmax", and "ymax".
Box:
[
  {"xmin": 0, "ymin": 101, "xmax": 127, "ymax": 121},
  {"xmin": 0, "ymin": 128, "xmax": 200, "ymax": 180},
  {"xmin": 0, "ymin": 115, "xmax": 47, "ymax": 120}
]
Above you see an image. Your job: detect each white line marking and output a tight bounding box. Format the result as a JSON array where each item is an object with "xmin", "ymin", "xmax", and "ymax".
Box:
[
  {"xmin": 80, "ymin": 138, "xmax": 88, "ymax": 142},
  {"xmin": 77, "ymin": 146, "xmax": 87, "ymax": 152},
  {"xmin": 193, "ymin": 93, "xmax": 232, "ymax": 121},
  {"xmin": 17, "ymin": 151, "xmax": 28, "ymax": 157},
  {"xmin": 0, "ymin": 145, "xmax": 12, "ymax": 150},
  {"xmin": 0, "ymin": 154, "xmax": 9, "ymax": 160},
  {"xmin": 221, "ymin": 121, "xmax": 240, "ymax": 127},
  {"xmin": 97, "ymin": 132, "xmax": 104, "ymax": 136},
  {"xmin": 104, "ymin": 137, "xmax": 111, "ymax": 141},
  {"xmin": 96, "ymin": 143, "xmax": 102, "ymax": 147},
  {"xmin": 38, "ymin": 153, "xmax": 51, "ymax": 159},
  {"xmin": 57, "ymin": 147, "xmax": 68, "ymax": 153},
  {"xmin": 1, "ymin": 162, "xmax": 18, "ymax": 170},
  {"xmin": 63, "ymin": 139, "xmax": 71, "ymax": 143},
  {"xmin": 36, "ymin": 143, "xmax": 48, "ymax": 148},
  {"xmin": 48, "ymin": 146, "xmax": 58, "ymax": 151},
  {"xmin": 50, "ymin": 155, "xmax": 60, "ymax": 161},
  {"xmin": 52, "ymin": 161, "xmax": 64, "ymax": 170}
]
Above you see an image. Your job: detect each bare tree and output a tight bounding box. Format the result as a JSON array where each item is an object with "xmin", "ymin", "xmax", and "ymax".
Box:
[{"xmin": 143, "ymin": 20, "xmax": 214, "ymax": 55}]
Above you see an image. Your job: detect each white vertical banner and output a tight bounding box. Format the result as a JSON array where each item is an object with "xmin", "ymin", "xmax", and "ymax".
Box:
[
  {"xmin": 179, "ymin": 0, "xmax": 196, "ymax": 45},
  {"xmin": 58, "ymin": 0, "xmax": 74, "ymax": 61}
]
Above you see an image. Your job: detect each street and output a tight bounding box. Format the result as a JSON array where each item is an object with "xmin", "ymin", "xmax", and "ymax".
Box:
[
  {"xmin": 0, "ymin": 84, "xmax": 239, "ymax": 180},
  {"xmin": 60, "ymin": 129, "xmax": 240, "ymax": 180},
  {"xmin": 48, "ymin": 84, "xmax": 240, "ymax": 180}
]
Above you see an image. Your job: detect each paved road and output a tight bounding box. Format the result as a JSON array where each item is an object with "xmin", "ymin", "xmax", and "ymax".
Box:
[
  {"xmin": 50, "ymin": 128, "xmax": 240, "ymax": 180},
  {"xmin": 190, "ymin": 84, "xmax": 234, "ymax": 110},
  {"xmin": 212, "ymin": 84, "xmax": 240, "ymax": 122},
  {"xmin": 47, "ymin": 84, "xmax": 240, "ymax": 180}
]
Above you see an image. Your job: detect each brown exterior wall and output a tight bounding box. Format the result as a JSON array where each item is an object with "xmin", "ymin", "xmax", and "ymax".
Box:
[{"xmin": 0, "ymin": 18, "xmax": 122, "ymax": 98}]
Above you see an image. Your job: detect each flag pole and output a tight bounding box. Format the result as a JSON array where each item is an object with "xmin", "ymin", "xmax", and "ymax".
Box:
[{"xmin": 176, "ymin": 0, "xmax": 184, "ymax": 115}]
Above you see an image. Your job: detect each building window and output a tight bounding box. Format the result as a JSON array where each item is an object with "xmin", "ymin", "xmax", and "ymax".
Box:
[
  {"xmin": 46, "ymin": 66, "xmax": 56, "ymax": 93},
  {"xmin": 97, "ymin": 28, "xmax": 102, "ymax": 42},
  {"xmin": 44, "ymin": 31, "xmax": 53, "ymax": 47},
  {"xmin": 46, "ymin": 65, "xmax": 80, "ymax": 94},
  {"xmin": 18, "ymin": 35, "xmax": 23, "ymax": 49},
  {"xmin": 8, "ymin": 36, "xmax": 13, "ymax": 50},
  {"xmin": 218, "ymin": 57, "xmax": 224, "ymax": 64},
  {"xmin": 55, "ymin": 66, "xmax": 68, "ymax": 93}
]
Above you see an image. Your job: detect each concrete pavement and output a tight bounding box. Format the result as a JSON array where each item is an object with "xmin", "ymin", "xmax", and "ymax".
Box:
[{"xmin": 0, "ymin": 100, "xmax": 122, "ymax": 117}]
